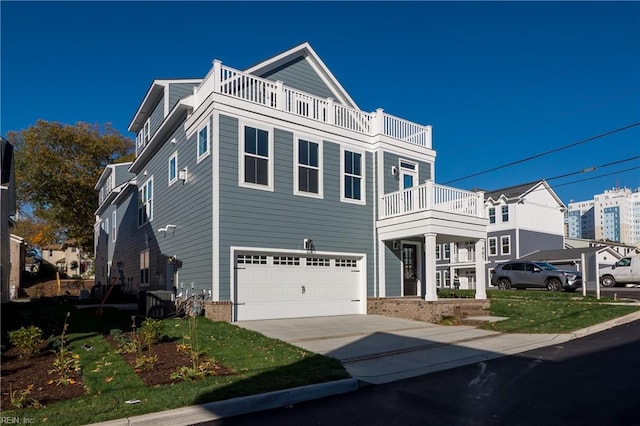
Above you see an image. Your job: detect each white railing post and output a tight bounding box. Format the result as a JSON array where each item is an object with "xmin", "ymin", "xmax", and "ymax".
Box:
[
  {"xmin": 327, "ymin": 97, "xmax": 334, "ymax": 124},
  {"xmin": 212, "ymin": 60, "xmax": 222, "ymax": 93},
  {"xmin": 476, "ymin": 191, "xmax": 485, "ymax": 217},
  {"xmin": 275, "ymin": 80, "xmax": 284, "ymax": 110},
  {"xmin": 372, "ymin": 108, "xmax": 384, "ymax": 136},
  {"xmin": 425, "ymin": 179, "xmax": 434, "ymax": 210}
]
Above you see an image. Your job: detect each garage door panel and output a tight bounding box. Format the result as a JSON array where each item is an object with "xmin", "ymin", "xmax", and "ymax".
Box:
[{"xmin": 236, "ymin": 254, "xmax": 363, "ymax": 321}]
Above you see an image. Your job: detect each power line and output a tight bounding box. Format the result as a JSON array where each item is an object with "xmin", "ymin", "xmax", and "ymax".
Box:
[
  {"xmin": 443, "ymin": 122, "xmax": 640, "ymax": 185},
  {"xmin": 545, "ymin": 155, "xmax": 640, "ymax": 181},
  {"xmin": 550, "ymin": 166, "xmax": 640, "ymax": 190}
]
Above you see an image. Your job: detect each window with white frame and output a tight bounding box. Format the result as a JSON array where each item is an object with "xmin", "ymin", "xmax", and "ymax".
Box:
[
  {"xmin": 436, "ymin": 270, "xmax": 442, "ymax": 287},
  {"xmin": 197, "ymin": 125, "xmax": 209, "ymax": 160},
  {"xmin": 144, "ymin": 119, "xmax": 150, "ymax": 143},
  {"xmin": 435, "ymin": 244, "xmax": 441, "ymax": 260},
  {"xmin": 112, "ymin": 211, "xmax": 117, "ymax": 242},
  {"xmin": 489, "ymin": 207, "xmax": 496, "ymax": 224},
  {"xmin": 140, "ymin": 249, "xmax": 150, "ymax": 286},
  {"xmin": 342, "ymin": 149, "xmax": 364, "ymax": 203},
  {"xmin": 443, "ymin": 243, "xmax": 450, "ymax": 260},
  {"xmin": 241, "ymin": 125, "xmax": 272, "ymax": 189},
  {"xmin": 138, "ymin": 177, "xmax": 153, "ymax": 226},
  {"xmin": 501, "ymin": 205, "xmax": 509, "ymax": 222},
  {"xmin": 488, "ymin": 237, "xmax": 498, "ymax": 256},
  {"xmin": 168, "ymin": 151, "xmax": 178, "ymax": 185},
  {"xmin": 443, "ymin": 270, "xmax": 450, "ymax": 287},
  {"xmin": 500, "ymin": 235, "xmax": 511, "ymax": 255},
  {"xmin": 295, "ymin": 138, "xmax": 322, "ymax": 197}
]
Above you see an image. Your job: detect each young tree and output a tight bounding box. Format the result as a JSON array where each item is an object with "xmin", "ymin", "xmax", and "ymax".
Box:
[{"xmin": 8, "ymin": 120, "xmax": 134, "ymax": 250}]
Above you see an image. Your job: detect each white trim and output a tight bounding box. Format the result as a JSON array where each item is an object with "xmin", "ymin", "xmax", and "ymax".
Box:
[
  {"xmin": 399, "ymin": 158, "xmax": 419, "ymax": 190},
  {"xmin": 211, "ymin": 112, "xmax": 220, "ymax": 301},
  {"xmin": 488, "ymin": 237, "xmax": 498, "ymax": 256},
  {"xmin": 168, "ymin": 151, "xmax": 178, "ymax": 186},
  {"xmin": 293, "ymin": 134, "xmax": 323, "ymax": 199},
  {"xmin": 500, "ymin": 235, "xmax": 511, "ymax": 256},
  {"xmin": 340, "ymin": 147, "xmax": 366, "ymax": 205},
  {"xmin": 111, "ymin": 210, "xmax": 117, "ymax": 242},
  {"xmin": 238, "ymin": 120, "xmax": 274, "ymax": 192},
  {"xmin": 196, "ymin": 122, "xmax": 210, "ymax": 163}
]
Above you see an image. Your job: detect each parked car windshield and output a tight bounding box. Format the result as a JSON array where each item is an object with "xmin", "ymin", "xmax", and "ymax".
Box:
[{"xmin": 533, "ymin": 262, "xmax": 558, "ymax": 270}]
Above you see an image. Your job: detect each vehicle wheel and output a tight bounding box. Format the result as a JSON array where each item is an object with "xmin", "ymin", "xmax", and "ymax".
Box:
[
  {"xmin": 546, "ymin": 278, "xmax": 562, "ymax": 292},
  {"xmin": 601, "ymin": 275, "xmax": 616, "ymax": 287},
  {"xmin": 497, "ymin": 279, "xmax": 511, "ymax": 290}
]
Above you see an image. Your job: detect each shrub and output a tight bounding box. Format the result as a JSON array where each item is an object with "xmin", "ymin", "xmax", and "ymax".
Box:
[{"xmin": 8, "ymin": 326, "xmax": 44, "ymax": 359}]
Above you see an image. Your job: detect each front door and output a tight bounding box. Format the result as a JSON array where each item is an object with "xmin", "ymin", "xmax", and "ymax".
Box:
[{"xmin": 402, "ymin": 244, "xmax": 418, "ymax": 296}]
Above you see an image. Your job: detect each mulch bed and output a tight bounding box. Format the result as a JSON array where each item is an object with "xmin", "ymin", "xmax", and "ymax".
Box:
[
  {"xmin": 0, "ymin": 347, "xmax": 85, "ymax": 410},
  {"xmin": 105, "ymin": 336, "xmax": 234, "ymax": 387}
]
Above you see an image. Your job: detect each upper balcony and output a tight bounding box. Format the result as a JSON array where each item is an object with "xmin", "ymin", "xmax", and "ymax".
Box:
[
  {"xmin": 377, "ymin": 181, "xmax": 487, "ymax": 241},
  {"xmin": 194, "ymin": 60, "xmax": 432, "ymax": 149}
]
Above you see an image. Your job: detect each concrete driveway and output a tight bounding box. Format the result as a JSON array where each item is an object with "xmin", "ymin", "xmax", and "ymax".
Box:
[{"xmin": 235, "ymin": 315, "xmax": 572, "ymax": 384}]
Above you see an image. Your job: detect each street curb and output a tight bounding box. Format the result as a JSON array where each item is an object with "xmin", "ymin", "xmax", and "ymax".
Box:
[
  {"xmin": 570, "ymin": 309, "xmax": 640, "ymax": 339},
  {"xmin": 89, "ymin": 378, "xmax": 358, "ymax": 426}
]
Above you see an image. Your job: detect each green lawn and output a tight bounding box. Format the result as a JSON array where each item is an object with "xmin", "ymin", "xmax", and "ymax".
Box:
[{"xmin": 1, "ymin": 302, "xmax": 349, "ymax": 425}]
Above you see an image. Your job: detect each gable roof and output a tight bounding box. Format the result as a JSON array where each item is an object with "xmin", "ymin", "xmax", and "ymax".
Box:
[
  {"xmin": 484, "ymin": 179, "xmax": 566, "ymax": 209},
  {"xmin": 243, "ymin": 42, "xmax": 359, "ymax": 110},
  {"xmin": 519, "ymin": 247, "xmax": 622, "ymax": 262}
]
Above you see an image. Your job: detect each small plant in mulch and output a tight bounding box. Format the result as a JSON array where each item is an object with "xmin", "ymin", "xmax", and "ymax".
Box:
[
  {"xmin": 8, "ymin": 325, "xmax": 44, "ymax": 359},
  {"xmin": 48, "ymin": 312, "xmax": 81, "ymax": 386},
  {"xmin": 170, "ymin": 315, "xmax": 217, "ymax": 381},
  {"xmin": 9, "ymin": 384, "xmax": 44, "ymax": 409}
]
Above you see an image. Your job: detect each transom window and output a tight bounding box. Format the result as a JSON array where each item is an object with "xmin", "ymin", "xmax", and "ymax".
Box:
[
  {"xmin": 197, "ymin": 125, "xmax": 209, "ymax": 160},
  {"xmin": 241, "ymin": 125, "xmax": 272, "ymax": 189},
  {"xmin": 138, "ymin": 177, "xmax": 153, "ymax": 226},
  {"xmin": 296, "ymin": 139, "xmax": 321, "ymax": 197},
  {"xmin": 342, "ymin": 150, "xmax": 363, "ymax": 203}
]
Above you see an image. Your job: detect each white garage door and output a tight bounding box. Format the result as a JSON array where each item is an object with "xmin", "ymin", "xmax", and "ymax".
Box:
[{"xmin": 235, "ymin": 253, "xmax": 364, "ymax": 321}]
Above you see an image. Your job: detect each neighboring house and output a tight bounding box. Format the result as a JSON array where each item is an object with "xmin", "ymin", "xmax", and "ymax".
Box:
[
  {"xmin": 10, "ymin": 234, "xmax": 25, "ymax": 297},
  {"xmin": 482, "ymin": 180, "xmax": 566, "ymax": 282},
  {"xmin": 95, "ymin": 43, "xmax": 488, "ymax": 322},
  {"xmin": 1, "ymin": 137, "xmax": 16, "ymax": 303},
  {"xmin": 41, "ymin": 241, "xmax": 84, "ymax": 277},
  {"xmin": 565, "ymin": 237, "xmax": 638, "ymax": 258}
]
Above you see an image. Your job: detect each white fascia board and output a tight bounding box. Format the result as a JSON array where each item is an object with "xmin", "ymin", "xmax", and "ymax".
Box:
[
  {"xmin": 94, "ymin": 165, "xmax": 114, "ymax": 190},
  {"xmin": 129, "ymin": 97, "xmax": 194, "ymax": 174},
  {"xmin": 242, "ymin": 42, "xmax": 359, "ymax": 110}
]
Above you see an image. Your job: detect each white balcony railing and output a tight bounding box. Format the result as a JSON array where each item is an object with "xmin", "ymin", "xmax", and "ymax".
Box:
[
  {"xmin": 380, "ymin": 181, "xmax": 484, "ymax": 220},
  {"xmin": 194, "ymin": 61, "xmax": 431, "ymax": 149}
]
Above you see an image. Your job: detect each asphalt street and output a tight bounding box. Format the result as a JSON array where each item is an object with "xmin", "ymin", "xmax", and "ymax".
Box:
[{"xmin": 207, "ymin": 319, "xmax": 640, "ymax": 426}]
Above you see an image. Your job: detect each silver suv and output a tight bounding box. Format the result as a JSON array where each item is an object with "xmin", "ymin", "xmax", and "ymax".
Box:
[{"xmin": 490, "ymin": 261, "xmax": 582, "ymax": 292}]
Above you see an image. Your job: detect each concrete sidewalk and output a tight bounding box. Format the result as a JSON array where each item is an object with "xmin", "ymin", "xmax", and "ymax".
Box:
[{"xmin": 91, "ymin": 310, "xmax": 640, "ymax": 426}]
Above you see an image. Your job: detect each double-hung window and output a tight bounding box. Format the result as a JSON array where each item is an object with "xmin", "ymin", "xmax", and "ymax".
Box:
[
  {"xmin": 197, "ymin": 125, "xmax": 209, "ymax": 161},
  {"xmin": 168, "ymin": 151, "xmax": 178, "ymax": 185},
  {"xmin": 443, "ymin": 243, "xmax": 450, "ymax": 260},
  {"xmin": 140, "ymin": 249, "xmax": 150, "ymax": 287},
  {"xmin": 295, "ymin": 138, "xmax": 322, "ymax": 197},
  {"xmin": 241, "ymin": 124, "xmax": 272, "ymax": 190},
  {"xmin": 138, "ymin": 177, "xmax": 153, "ymax": 226},
  {"xmin": 112, "ymin": 211, "xmax": 117, "ymax": 242},
  {"xmin": 488, "ymin": 237, "xmax": 497, "ymax": 256},
  {"xmin": 342, "ymin": 149, "xmax": 364, "ymax": 204},
  {"xmin": 500, "ymin": 235, "xmax": 511, "ymax": 255},
  {"xmin": 489, "ymin": 207, "xmax": 496, "ymax": 224},
  {"xmin": 501, "ymin": 205, "xmax": 509, "ymax": 222}
]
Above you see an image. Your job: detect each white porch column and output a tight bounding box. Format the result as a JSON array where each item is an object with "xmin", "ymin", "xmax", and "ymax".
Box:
[
  {"xmin": 424, "ymin": 233, "xmax": 438, "ymax": 301},
  {"xmin": 474, "ymin": 239, "xmax": 487, "ymax": 299}
]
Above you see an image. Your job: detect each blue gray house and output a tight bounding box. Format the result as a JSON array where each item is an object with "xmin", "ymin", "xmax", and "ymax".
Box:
[{"xmin": 94, "ymin": 43, "xmax": 488, "ymax": 321}]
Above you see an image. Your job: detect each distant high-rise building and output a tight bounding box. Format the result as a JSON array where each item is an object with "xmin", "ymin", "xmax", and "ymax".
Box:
[{"xmin": 566, "ymin": 187, "xmax": 640, "ymax": 246}]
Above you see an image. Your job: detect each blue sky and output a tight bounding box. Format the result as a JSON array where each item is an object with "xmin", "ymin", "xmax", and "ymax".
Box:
[{"xmin": 2, "ymin": 1, "xmax": 639, "ymax": 204}]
